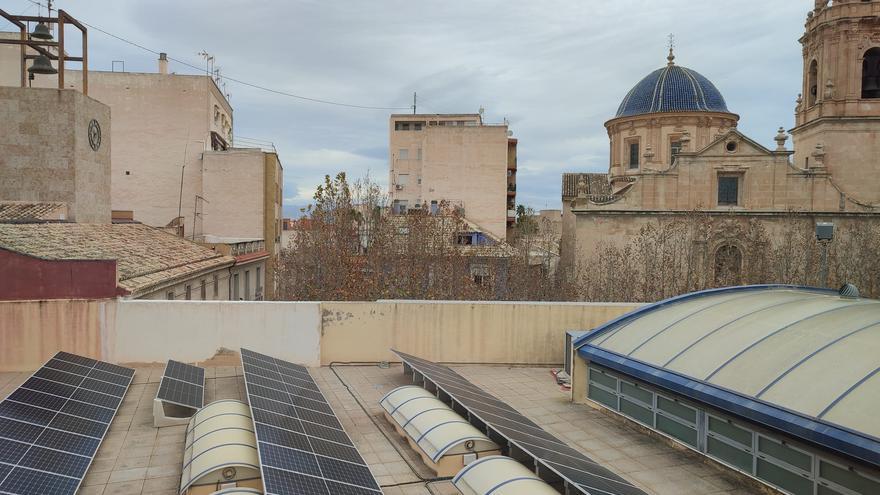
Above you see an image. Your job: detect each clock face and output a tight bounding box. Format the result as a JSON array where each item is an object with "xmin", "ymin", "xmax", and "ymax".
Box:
[{"xmin": 88, "ymin": 119, "xmax": 101, "ymax": 151}]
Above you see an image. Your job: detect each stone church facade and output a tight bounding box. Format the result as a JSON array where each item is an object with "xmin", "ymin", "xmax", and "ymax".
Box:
[{"xmin": 562, "ymin": 0, "xmax": 880, "ymax": 283}]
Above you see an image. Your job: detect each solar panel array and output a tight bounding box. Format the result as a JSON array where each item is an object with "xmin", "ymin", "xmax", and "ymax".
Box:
[
  {"xmin": 393, "ymin": 350, "xmax": 648, "ymax": 495},
  {"xmin": 239, "ymin": 348, "xmax": 381, "ymax": 495},
  {"xmin": 156, "ymin": 360, "xmax": 205, "ymax": 410},
  {"xmin": 0, "ymin": 351, "xmax": 134, "ymax": 495}
]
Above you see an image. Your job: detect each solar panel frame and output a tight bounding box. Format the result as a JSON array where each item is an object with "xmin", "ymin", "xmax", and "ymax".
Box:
[
  {"xmin": 0, "ymin": 351, "xmax": 134, "ymax": 495},
  {"xmin": 240, "ymin": 348, "xmax": 382, "ymax": 495},
  {"xmin": 392, "ymin": 350, "xmax": 649, "ymax": 495},
  {"xmin": 155, "ymin": 359, "xmax": 205, "ymax": 410}
]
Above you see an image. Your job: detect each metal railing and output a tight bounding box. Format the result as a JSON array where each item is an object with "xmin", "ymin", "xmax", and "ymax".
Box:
[{"xmin": 232, "ymin": 136, "xmax": 277, "ymax": 153}]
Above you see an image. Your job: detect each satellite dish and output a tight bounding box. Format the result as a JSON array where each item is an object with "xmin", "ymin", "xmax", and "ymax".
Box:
[
  {"xmin": 507, "ymin": 130, "xmax": 513, "ymax": 137},
  {"xmin": 478, "ymin": 106, "xmax": 485, "ymax": 115}
]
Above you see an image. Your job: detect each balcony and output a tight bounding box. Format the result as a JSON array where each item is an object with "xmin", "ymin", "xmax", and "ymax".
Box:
[{"xmin": 507, "ymin": 183, "xmax": 516, "ymax": 196}]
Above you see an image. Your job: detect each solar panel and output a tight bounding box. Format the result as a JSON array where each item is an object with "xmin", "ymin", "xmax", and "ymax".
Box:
[
  {"xmin": 0, "ymin": 351, "xmax": 134, "ymax": 495},
  {"xmin": 156, "ymin": 360, "xmax": 205, "ymax": 410},
  {"xmin": 392, "ymin": 350, "xmax": 648, "ymax": 495},
  {"xmin": 240, "ymin": 348, "xmax": 381, "ymax": 495}
]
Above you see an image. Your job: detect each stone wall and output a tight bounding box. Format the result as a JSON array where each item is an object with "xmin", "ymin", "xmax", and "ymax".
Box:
[{"xmin": 0, "ymin": 87, "xmax": 111, "ymax": 223}]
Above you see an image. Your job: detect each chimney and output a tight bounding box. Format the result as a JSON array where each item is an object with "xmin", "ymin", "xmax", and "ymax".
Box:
[{"xmin": 158, "ymin": 52, "xmax": 168, "ymax": 75}]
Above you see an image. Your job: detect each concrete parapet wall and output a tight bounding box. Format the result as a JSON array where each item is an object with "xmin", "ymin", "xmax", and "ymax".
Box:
[
  {"xmin": 0, "ymin": 299, "xmax": 115, "ymax": 371},
  {"xmin": 319, "ymin": 300, "xmax": 640, "ymax": 365},
  {"xmin": 0, "ymin": 299, "xmax": 640, "ymax": 370},
  {"xmin": 113, "ymin": 301, "xmax": 322, "ymax": 366}
]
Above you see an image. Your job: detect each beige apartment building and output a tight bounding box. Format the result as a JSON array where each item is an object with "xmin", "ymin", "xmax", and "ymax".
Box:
[
  {"xmin": 389, "ymin": 113, "xmax": 517, "ymax": 240},
  {"xmin": 1, "ymin": 42, "xmax": 284, "ymax": 297}
]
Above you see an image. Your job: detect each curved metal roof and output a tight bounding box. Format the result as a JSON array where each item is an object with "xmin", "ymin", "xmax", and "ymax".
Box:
[
  {"xmin": 453, "ymin": 456, "xmax": 558, "ymax": 495},
  {"xmin": 181, "ymin": 400, "xmax": 261, "ymax": 494},
  {"xmin": 615, "ymin": 63, "xmax": 730, "ymax": 118},
  {"xmin": 575, "ymin": 285, "xmax": 880, "ymax": 466},
  {"xmin": 380, "ymin": 386, "xmax": 498, "ymax": 462}
]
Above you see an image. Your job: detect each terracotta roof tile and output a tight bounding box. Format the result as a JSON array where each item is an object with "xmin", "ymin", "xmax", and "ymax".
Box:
[
  {"xmin": 0, "ymin": 223, "xmax": 234, "ymax": 295},
  {"xmin": 0, "ymin": 202, "xmax": 67, "ymax": 221}
]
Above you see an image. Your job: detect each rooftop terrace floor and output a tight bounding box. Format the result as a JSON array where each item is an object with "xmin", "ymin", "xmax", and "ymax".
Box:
[{"xmin": 0, "ymin": 360, "xmax": 755, "ymax": 495}]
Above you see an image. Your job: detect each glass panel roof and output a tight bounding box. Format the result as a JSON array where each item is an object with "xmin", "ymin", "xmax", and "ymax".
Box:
[{"xmin": 584, "ymin": 287, "xmax": 880, "ymax": 438}]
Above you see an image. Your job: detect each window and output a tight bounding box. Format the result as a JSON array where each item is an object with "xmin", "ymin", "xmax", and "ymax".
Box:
[
  {"xmin": 200, "ymin": 279, "xmax": 206, "ymax": 300},
  {"xmin": 256, "ymin": 267, "xmax": 262, "ymax": 294},
  {"xmin": 397, "ymin": 173, "xmax": 409, "ymax": 185},
  {"xmin": 809, "ymin": 60, "xmax": 818, "ymax": 106},
  {"xmin": 166, "ymin": 291, "xmax": 174, "ymax": 300},
  {"xmin": 244, "ymin": 270, "xmax": 251, "ymax": 300},
  {"xmin": 394, "ymin": 121, "xmax": 423, "ymax": 130},
  {"xmin": 670, "ymin": 140, "xmax": 682, "ymax": 164},
  {"xmin": 185, "ymin": 284, "xmax": 192, "ymax": 300},
  {"xmin": 430, "ymin": 200, "xmax": 439, "ymax": 215},
  {"xmin": 233, "ymin": 273, "xmax": 240, "ymax": 300},
  {"xmin": 718, "ymin": 176, "xmax": 739, "ymax": 206},
  {"xmin": 213, "ymin": 274, "xmax": 219, "ymax": 298},
  {"xmin": 398, "ymin": 148, "xmax": 409, "ymax": 159},
  {"xmin": 726, "ymin": 141, "xmax": 737, "ymax": 153},
  {"xmin": 628, "ymin": 142, "xmax": 639, "ymax": 169},
  {"xmin": 457, "ymin": 233, "xmax": 474, "ymax": 245},
  {"xmin": 416, "ymin": 148, "xmax": 422, "ymax": 160},
  {"xmin": 470, "ymin": 263, "xmax": 489, "ymax": 286},
  {"xmin": 862, "ymin": 48, "xmax": 880, "ymax": 99}
]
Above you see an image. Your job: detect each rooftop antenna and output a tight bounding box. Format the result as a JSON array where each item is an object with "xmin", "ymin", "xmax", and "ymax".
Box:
[
  {"xmin": 667, "ymin": 33, "xmax": 676, "ymax": 66},
  {"xmin": 412, "ymin": 92, "xmax": 417, "ymax": 114},
  {"xmin": 197, "ymin": 51, "xmax": 214, "ymax": 77}
]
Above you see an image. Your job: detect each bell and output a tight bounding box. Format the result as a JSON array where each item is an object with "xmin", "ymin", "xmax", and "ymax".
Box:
[
  {"xmin": 30, "ymin": 22, "xmax": 53, "ymax": 40},
  {"xmin": 28, "ymin": 54, "xmax": 57, "ymax": 75}
]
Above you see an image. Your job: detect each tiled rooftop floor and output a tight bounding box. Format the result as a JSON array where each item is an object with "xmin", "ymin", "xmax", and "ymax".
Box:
[{"xmin": 0, "ymin": 360, "xmax": 755, "ymax": 495}]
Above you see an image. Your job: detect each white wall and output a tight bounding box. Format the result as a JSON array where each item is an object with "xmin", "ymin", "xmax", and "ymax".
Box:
[{"xmin": 113, "ymin": 300, "xmax": 321, "ymax": 366}]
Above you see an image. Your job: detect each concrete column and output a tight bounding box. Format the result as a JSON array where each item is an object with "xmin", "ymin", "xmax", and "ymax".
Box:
[{"xmin": 570, "ymin": 350, "xmax": 589, "ymax": 404}]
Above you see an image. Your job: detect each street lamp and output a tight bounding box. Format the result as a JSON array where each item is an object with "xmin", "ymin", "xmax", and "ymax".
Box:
[{"xmin": 816, "ymin": 221, "xmax": 833, "ymax": 287}]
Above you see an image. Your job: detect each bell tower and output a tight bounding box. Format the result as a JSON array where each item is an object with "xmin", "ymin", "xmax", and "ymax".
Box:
[{"xmin": 791, "ymin": 0, "xmax": 880, "ymax": 208}]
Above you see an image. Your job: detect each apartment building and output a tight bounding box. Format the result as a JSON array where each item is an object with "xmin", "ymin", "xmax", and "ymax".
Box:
[
  {"xmin": 388, "ymin": 113, "xmax": 517, "ymax": 240},
  {"xmin": 1, "ymin": 41, "xmax": 283, "ymax": 297}
]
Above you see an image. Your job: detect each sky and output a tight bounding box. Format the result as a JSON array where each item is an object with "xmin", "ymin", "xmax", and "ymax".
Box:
[{"xmin": 10, "ymin": 0, "xmax": 810, "ymax": 217}]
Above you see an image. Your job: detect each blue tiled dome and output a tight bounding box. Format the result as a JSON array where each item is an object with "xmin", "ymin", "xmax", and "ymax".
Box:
[{"xmin": 615, "ymin": 63, "xmax": 730, "ymax": 118}]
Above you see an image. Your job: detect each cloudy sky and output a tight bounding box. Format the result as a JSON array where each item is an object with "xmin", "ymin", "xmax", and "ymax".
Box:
[{"xmin": 13, "ymin": 0, "xmax": 810, "ymax": 216}]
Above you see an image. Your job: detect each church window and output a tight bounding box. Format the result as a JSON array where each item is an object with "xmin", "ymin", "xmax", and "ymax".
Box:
[
  {"xmin": 862, "ymin": 48, "xmax": 880, "ymax": 99},
  {"xmin": 726, "ymin": 141, "xmax": 738, "ymax": 153},
  {"xmin": 718, "ymin": 176, "xmax": 739, "ymax": 206},
  {"xmin": 808, "ymin": 60, "xmax": 818, "ymax": 106},
  {"xmin": 629, "ymin": 142, "xmax": 640, "ymax": 169},
  {"xmin": 670, "ymin": 140, "xmax": 682, "ymax": 165},
  {"xmin": 714, "ymin": 245, "xmax": 743, "ymax": 287}
]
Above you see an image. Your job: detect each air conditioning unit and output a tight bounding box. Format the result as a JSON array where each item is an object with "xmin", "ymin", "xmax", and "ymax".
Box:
[
  {"xmin": 564, "ymin": 330, "xmax": 589, "ymax": 376},
  {"xmin": 395, "ymin": 184, "xmax": 404, "ymax": 190}
]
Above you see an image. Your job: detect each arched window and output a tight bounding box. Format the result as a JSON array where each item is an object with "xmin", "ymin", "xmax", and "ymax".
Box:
[
  {"xmin": 862, "ymin": 48, "xmax": 880, "ymax": 99},
  {"xmin": 808, "ymin": 60, "xmax": 819, "ymax": 106},
  {"xmin": 714, "ymin": 245, "xmax": 742, "ymax": 287}
]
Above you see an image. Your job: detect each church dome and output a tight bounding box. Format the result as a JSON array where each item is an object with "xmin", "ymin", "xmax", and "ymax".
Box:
[{"xmin": 615, "ymin": 57, "xmax": 730, "ymax": 118}]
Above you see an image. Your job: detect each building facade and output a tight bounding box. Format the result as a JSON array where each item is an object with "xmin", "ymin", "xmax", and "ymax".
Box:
[
  {"xmin": 562, "ymin": 0, "xmax": 880, "ymax": 276},
  {"xmin": 0, "ymin": 49, "xmax": 284, "ymax": 298},
  {"xmin": 388, "ymin": 113, "xmax": 516, "ymax": 240}
]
